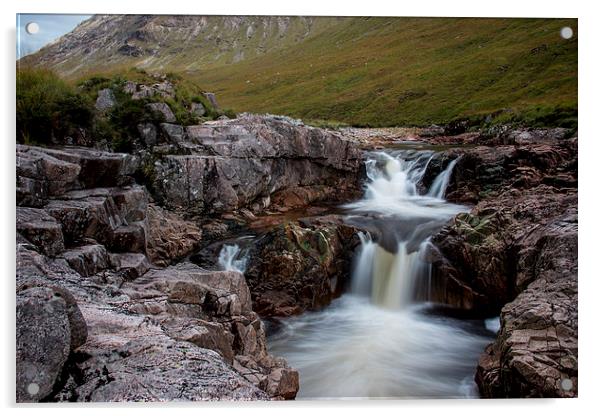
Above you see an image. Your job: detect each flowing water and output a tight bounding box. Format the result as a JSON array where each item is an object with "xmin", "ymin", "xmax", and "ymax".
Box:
[
  {"xmin": 267, "ymin": 149, "xmax": 496, "ymax": 399},
  {"xmin": 218, "ymin": 242, "xmax": 250, "ymax": 273}
]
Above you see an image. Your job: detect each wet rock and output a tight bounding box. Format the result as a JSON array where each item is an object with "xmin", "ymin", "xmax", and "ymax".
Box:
[
  {"xmin": 16, "ymin": 207, "xmax": 65, "ymax": 256},
  {"xmin": 16, "ymin": 286, "xmax": 71, "ymax": 402},
  {"xmin": 428, "ymin": 138, "xmax": 578, "ymax": 398},
  {"xmin": 146, "ymin": 102, "xmax": 176, "ymax": 123},
  {"xmin": 146, "ymin": 204, "xmax": 202, "ymax": 266},
  {"xmin": 246, "ymin": 216, "xmax": 360, "ymax": 316},
  {"xmin": 95, "ymin": 88, "xmax": 116, "ymax": 112}
]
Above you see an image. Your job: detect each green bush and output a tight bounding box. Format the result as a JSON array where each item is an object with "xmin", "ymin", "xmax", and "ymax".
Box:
[{"xmin": 17, "ymin": 68, "xmax": 94, "ymax": 144}]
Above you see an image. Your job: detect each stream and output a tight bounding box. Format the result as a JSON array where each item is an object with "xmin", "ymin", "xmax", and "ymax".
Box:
[
  {"xmin": 214, "ymin": 148, "xmax": 497, "ymax": 399},
  {"xmin": 264, "ymin": 149, "xmax": 497, "ymax": 399}
]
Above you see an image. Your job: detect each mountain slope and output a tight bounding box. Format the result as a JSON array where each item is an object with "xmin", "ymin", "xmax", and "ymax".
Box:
[{"xmin": 21, "ymin": 15, "xmax": 577, "ymax": 127}]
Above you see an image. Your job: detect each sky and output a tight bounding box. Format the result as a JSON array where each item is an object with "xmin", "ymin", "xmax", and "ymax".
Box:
[{"xmin": 16, "ymin": 14, "xmax": 92, "ymax": 59}]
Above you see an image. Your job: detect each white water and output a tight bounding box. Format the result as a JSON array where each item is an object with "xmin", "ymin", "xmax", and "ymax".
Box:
[
  {"xmin": 268, "ymin": 150, "xmax": 493, "ymax": 399},
  {"xmin": 218, "ymin": 244, "xmax": 249, "ymax": 273}
]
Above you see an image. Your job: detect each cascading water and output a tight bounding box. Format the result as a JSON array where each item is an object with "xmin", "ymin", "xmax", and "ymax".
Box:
[
  {"xmin": 268, "ymin": 149, "xmax": 495, "ymax": 399},
  {"xmin": 218, "ymin": 244, "xmax": 249, "ymax": 273}
]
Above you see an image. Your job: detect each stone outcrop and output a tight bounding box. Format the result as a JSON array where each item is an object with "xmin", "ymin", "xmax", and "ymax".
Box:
[
  {"xmin": 147, "ymin": 114, "xmax": 363, "ymax": 216},
  {"xmin": 16, "ymin": 143, "xmax": 299, "ymax": 402},
  {"xmin": 426, "ymin": 137, "xmax": 578, "ymax": 397},
  {"xmin": 244, "ymin": 215, "xmax": 360, "ymax": 316}
]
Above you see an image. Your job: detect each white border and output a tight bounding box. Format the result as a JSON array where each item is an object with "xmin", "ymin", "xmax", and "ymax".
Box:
[{"xmin": 2, "ymin": 1, "xmax": 599, "ymax": 415}]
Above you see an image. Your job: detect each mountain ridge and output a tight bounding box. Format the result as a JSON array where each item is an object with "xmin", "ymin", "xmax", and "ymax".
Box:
[{"xmin": 20, "ymin": 15, "xmax": 578, "ymax": 127}]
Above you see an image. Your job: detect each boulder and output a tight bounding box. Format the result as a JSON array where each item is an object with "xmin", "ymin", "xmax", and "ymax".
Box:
[
  {"xmin": 17, "ymin": 145, "xmax": 81, "ymax": 207},
  {"xmin": 137, "ymin": 123, "xmax": 157, "ymax": 146},
  {"xmin": 150, "ymin": 115, "xmax": 363, "ymax": 215},
  {"xmin": 203, "ymin": 92, "xmax": 219, "ymax": 109},
  {"xmin": 191, "ymin": 102, "xmax": 206, "ymax": 117},
  {"xmin": 245, "ymin": 216, "xmax": 360, "ymax": 316},
  {"xmin": 62, "ymin": 244, "xmax": 110, "ymax": 277},
  {"xmin": 16, "ymin": 287, "xmax": 72, "ymax": 402},
  {"xmin": 159, "ymin": 123, "xmax": 185, "ymax": 144},
  {"xmin": 16, "ymin": 207, "xmax": 65, "ymax": 256},
  {"xmin": 146, "ymin": 102, "xmax": 176, "ymax": 123},
  {"xmin": 95, "ymin": 88, "xmax": 116, "ymax": 112}
]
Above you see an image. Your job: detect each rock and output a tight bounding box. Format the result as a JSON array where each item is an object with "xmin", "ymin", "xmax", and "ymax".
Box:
[
  {"xmin": 16, "ymin": 207, "xmax": 65, "ymax": 256},
  {"xmin": 74, "ymin": 338, "xmax": 269, "ymax": 401},
  {"xmin": 33, "ymin": 146, "xmax": 139, "ymax": 189},
  {"xmin": 109, "ymin": 252, "xmax": 151, "ymax": 281},
  {"xmin": 16, "ymin": 286, "xmax": 71, "ymax": 402},
  {"xmin": 62, "ymin": 244, "xmax": 110, "ymax": 276},
  {"xmin": 17, "ymin": 280, "xmax": 88, "ymax": 351},
  {"xmin": 17, "ymin": 145, "xmax": 81, "ymax": 207},
  {"xmin": 149, "ymin": 114, "xmax": 362, "ymax": 215},
  {"xmin": 159, "ymin": 123, "xmax": 185, "ymax": 144},
  {"xmin": 427, "ymin": 138, "xmax": 578, "ymax": 398},
  {"xmin": 245, "ymin": 216, "xmax": 359, "ymax": 316},
  {"xmin": 146, "ymin": 204, "xmax": 202, "ymax": 266},
  {"xmin": 137, "ymin": 123, "xmax": 157, "ymax": 146},
  {"xmin": 123, "ymin": 81, "xmax": 137, "ymax": 94},
  {"xmin": 95, "ymin": 88, "xmax": 116, "ymax": 112},
  {"xmin": 191, "ymin": 102, "xmax": 206, "ymax": 117},
  {"xmin": 203, "ymin": 92, "xmax": 219, "ymax": 109},
  {"xmin": 146, "ymin": 102, "xmax": 176, "ymax": 123}
]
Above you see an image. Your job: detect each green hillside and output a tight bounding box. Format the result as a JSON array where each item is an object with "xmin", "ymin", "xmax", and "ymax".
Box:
[
  {"xmin": 190, "ymin": 17, "xmax": 577, "ymax": 127},
  {"xmin": 22, "ymin": 16, "xmax": 577, "ymax": 128}
]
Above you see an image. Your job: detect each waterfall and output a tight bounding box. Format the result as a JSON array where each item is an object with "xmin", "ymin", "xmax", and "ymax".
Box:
[
  {"xmin": 348, "ymin": 150, "xmax": 464, "ymax": 309},
  {"xmin": 218, "ymin": 244, "xmax": 248, "ymax": 273},
  {"xmin": 428, "ymin": 157, "xmax": 460, "ymax": 199}
]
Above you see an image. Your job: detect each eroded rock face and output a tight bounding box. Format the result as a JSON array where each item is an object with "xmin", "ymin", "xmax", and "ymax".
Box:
[
  {"xmin": 15, "ymin": 144, "xmax": 298, "ymax": 402},
  {"xmin": 148, "ymin": 114, "xmax": 363, "ymax": 215},
  {"xmin": 427, "ymin": 138, "xmax": 578, "ymax": 398},
  {"xmin": 245, "ymin": 216, "xmax": 360, "ymax": 316}
]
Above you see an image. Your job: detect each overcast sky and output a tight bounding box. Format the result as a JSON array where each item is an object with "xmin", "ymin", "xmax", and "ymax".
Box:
[{"xmin": 17, "ymin": 14, "xmax": 92, "ymax": 59}]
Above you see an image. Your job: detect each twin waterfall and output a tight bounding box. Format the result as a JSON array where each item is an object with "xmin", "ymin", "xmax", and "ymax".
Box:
[{"xmin": 347, "ymin": 151, "xmax": 464, "ymax": 309}]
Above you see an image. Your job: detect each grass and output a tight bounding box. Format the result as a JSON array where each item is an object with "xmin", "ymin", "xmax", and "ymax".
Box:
[
  {"xmin": 20, "ymin": 17, "xmax": 577, "ymax": 129},
  {"xmin": 16, "ymin": 67, "xmax": 235, "ymax": 149},
  {"xmin": 16, "ymin": 68, "xmax": 94, "ymax": 144},
  {"xmin": 189, "ymin": 17, "xmax": 577, "ymax": 128}
]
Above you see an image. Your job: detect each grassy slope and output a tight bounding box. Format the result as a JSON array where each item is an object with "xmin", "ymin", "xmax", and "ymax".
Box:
[{"xmin": 187, "ymin": 17, "xmax": 577, "ymax": 127}]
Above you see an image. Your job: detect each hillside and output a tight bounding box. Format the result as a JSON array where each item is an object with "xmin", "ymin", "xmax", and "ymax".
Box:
[{"xmin": 20, "ymin": 15, "xmax": 578, "ymax": 127}]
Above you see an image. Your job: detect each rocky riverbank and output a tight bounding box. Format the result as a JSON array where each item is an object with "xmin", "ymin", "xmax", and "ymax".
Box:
[
  {"xmin": 16, "ymin": 114, "xmax": 364, "ymax": 402},
  {"xmin": 16, "ymin": 108, "xmax": 577, "ymax": 400}
]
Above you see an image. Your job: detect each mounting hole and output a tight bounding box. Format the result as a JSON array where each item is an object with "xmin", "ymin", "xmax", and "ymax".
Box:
[
  {"xmin": 560, "ymin": 378, "xmax": 573, "ymax": 391},
  {"xmin": 25, "ymin": 22, "xmax": 39, "ymax": 35},
  {"xmin": 560, "ymin": 26, "xmax": 573, "ymax": 39},
  {"xmin": 27, "ymin": 382, "xmax": 40, "ymax": 396}
]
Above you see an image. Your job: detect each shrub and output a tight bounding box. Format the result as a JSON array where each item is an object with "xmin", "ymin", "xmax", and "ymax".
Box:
[{"xmin": 17, "ymin": 68, "xmax": 94, "ymax": 144}]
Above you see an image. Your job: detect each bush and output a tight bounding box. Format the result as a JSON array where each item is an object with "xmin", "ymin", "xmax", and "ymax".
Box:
[{"xmin": 17, "ymin": 68, "xmax": 94, "ymax": 144}]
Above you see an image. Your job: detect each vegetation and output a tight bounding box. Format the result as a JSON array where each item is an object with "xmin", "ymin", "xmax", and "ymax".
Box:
[
  {"xmin": 16, "ymin": 67, "xmax": 235, "ymax": 149},
  {"xmin": 189, "ymin": 17, "xmax": 577, "ymax": 128},
  {"xmin": 16, "ymin": 68, "xmax": 93, "ymax": 144},
  {"xmin": 19, "ymin": 17, "xmax": 577, "ymax": 130}
]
